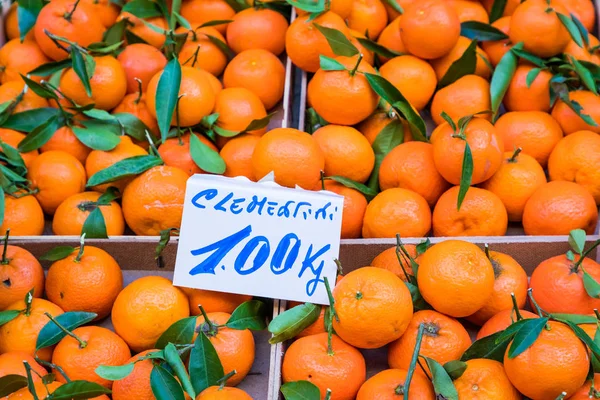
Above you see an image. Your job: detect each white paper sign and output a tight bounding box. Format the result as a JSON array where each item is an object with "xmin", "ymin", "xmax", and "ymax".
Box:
[{"xmin": 173, "ymin": 174, "xmax": 344, "ymax": 305}]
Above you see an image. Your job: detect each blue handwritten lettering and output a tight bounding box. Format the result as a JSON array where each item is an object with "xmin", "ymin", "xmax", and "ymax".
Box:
[
  {"xmin": 189, "ymin": 225, "xmax": 252, "ymax": 275},
  {"xmin": 299, "ymin": 244, "xmax": 330, "ymax": 296},
  {"xmin": 270, "ymin": 233, "xmax": 300, "ymax": 275},
  {"xmin": 293, "ymin": 202, "xmax": 311, "ymax": 219},
  {"xmin": 234, "ymin": 236, "xmax": 270, "ymax": 275},
  {"xmin": 214, "ymin": 191, "xmax": 233, "ymax": 212},
  {"xmin": 277, "ymin": 201, "xmax": 294, "ymax": 218},
  {"xmin": 191, "ymin": 189, "xmax": 218, "ymax": 209},
  {"xmin": 230, "ymin": 197, "xmax": 245, "ymax": 214},
  {"xmin": 247, "ymin": 196, "xmax": 266, "ymax": 215},
  {"xmin": 315, "ymin": 202, "xmax": 331, "ymax": 220}
]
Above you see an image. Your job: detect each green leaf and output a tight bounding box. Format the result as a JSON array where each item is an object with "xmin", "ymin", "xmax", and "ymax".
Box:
[
  {"xmin": 0, "ymin": 142, "xmax": 26, "ymax": 171},
  {"xmin": 1, "ymin": 108, "xmax": 63, "ymax": 132},
  {"xmin": 457, "ymin": 141, "xmax": 473, "ymax": 210},
  {"xmin": 87, "ymin": 41, "xmax": 124, "ymax": 55},
  {"xmin": 72, "ymin": 120, "xmax": 120, "ymax": 151},
  {"xmin": 326, "ymin": 175, "xmax": 377, "ymax": 198},
  {"xmin": 51, "ymin": 380, "xmax": 111, "ymax": 400},
  {"xmin": 0, "ymin": 375, "xmax": 28, "ymax": 397},
  {"xmin": 155, "ymin": 228, "xmax": 178, "ymax": 262},
  {"xmin": 150, "ymin": 365, "xmax": 186, "ymax": 400},
  {"xmin": 490, "ymin": 42, "xmax": 522, "ymax": 119},
  {"xmin": 557, "ymin": 13, "xmax": 584, "ymax": 48},
  {"xmin": 94, "ymin": 363, "xmax": 135, "ymax": 381},
  {"xmin": 569, "ymin": 229, "xmax": 587, "ymax": 255},
  {"xmin": 173, "ymin": 12, "xmax": 191, "ymax": 29},
  {"xmin": 226, "ymin": 300, "xmax": 267, "ymax": 330},
  {"xmin": 495, "ymin": 318, "xmax": 531, "ymax": 345},
  {"xmin": 550, "ymin": 313, "xmax": 597, "ymax": 324},
  {"xmin": 571, "ymin": 13, "xmax": 589, "ymax": 47},
  {"xmin": 125, "ymin": 29, "xmax": 149, "ymax": 45},
  {"xmin": 17, "ymin": 0, "xmax": 44, "ymax": 42},
  {"xmin": 285, "ymin": 0, "xmax": 325, "ymax": 13},
  {"xmin": 156, "ymin": 58, "xmax": 182, "ymax": 143},
  {"xmin": 313, "ymin": 24, "xmax": 359, "ymax": 57},
  {"xmin": 17, "ymin": 116, "xmax": 65, "ymax": 153},
  {"xmin": 36, "ymin": 311, "xmax": 97, "ymax": 350},
  {"xmin": 155, "ymin": 317, "xmax": 197, "ymax": 349},
  {"xmin": 71, "ymin": 48, "xmax": 96, "ymax": 98},
  {"xmin": 189, "ymin": 332, "xmax": 224, "ymax": 394},
  {"xmin": 103, "ymin": 19, "xmax": 128, "ymax": 46},
  {"xmin": 0, "ymin": 187, "xmax": 5, "ymax": 227},
  {"xmin": 81, "ymin": 207, "xmax": 108, "ymax": 239},
  {"xmin": 404, "ymin": 281, "xmax": 431, "ymax": 311},
  {"xmin": 20, "ymin": 75, "xmax": 58, "ymax": 100},
  {"xmin": 87, "ymin": 155, "xmax": 163, "ymax": 187},
  {"xmin": 356, "ymin": 37, "xmax": 403, "ymax": 59},
  {"xmin": 422, "ymin": 357, "xmax": 459, "ymax": 400},
  {"xmin": 319, "ymin": 55, "xmax": 347, "ymax": 71},
  {"xmin": 525, "ymin": 67, "xmax": 543, "ymax": 88},
  {"xmin": 460, "ymin": 21, "xmax": 509, "ymax": 41},
  {"xmin": 557, "ymin": 90, "xmax": 599, "ymax": 127},
  {"xmin": 439, "ymin": 39, "xmax": 478, "ymax": 88},
  {"xmin": 199, "ymin": 19, "xmax": 234, "ymax": 28},
  {"xmin": 213, "ymin": 125, "xmax": 240, "ymax": 138},
  {"xmin": 510, "ymin": 47, "xmax": 546, "ymax": 68},
  {"xmin": 243, "ymin": 112, "xmax": 275, "ymax": 133},
  {"xmin": 29, "ymin": 59, "xmax": 72, "ymax": 78},
  {"xmin": 164, "ymin": 343, "xmax": 195, "ymax": 399},
  {"xmin": 364, "ymin": 73, "xmax": 427, "ymax": 142},
  {"xmin": 570, "ymin": 57, "xmax": 598, "ymax": 95},
  {"xmin": 268, "ymin": 303, "xmax": 321, "ymax": 344},
  {"xmin": 113, "ymin": 112, "xmax": 150, "ymax": 142},
  {"xmin": 461, "ymin": 330, "xmax": 512, "ymax": 362},
  {"xmin": 582, "ymin": 269, "xmax": 600, "ymax": 298},
  {"xmin": 366, "ymin": 118, "xmax": 405, "ymax": 192},
  {"xmin": 558, "ymin": 319, "xmax": 600, "ymax": 360},
  {"xmin": 489, "ymin": 0, "xmax": 507, "ymax": 22},
  {"xmin": 39, "ymin": 246, "xmax": 75, "ymax": 261},
  {"xmin": 0, "ymin": 310, "xmax": 20, "ymax": 327},
  {"xmin": 206, "ymin": 35, "xmax": 235, "ymax": 61},
  {"xmin": 281, "ymin": 381, "xmax": 321, "ymax": 400},
  {"xmin": 189, "ymin": 133, "xmax": 226, "ymax": 174},
  {"xmin": 507, "ymin": 317, "xmax": 548, "ymax": 358},
  {"xmin": 97, "ymin": 187, "xmax": 121, "ymax": 204},
  {"xmin": 122, "ymin": 0, "xmax": 163, "ymax": 18},
  {"xmin": 444, "ymin": 360, "xmax": 467, "ymax": 380}
]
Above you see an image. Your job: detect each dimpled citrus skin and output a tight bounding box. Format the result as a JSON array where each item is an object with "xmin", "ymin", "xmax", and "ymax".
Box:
[
  {"xmin": 476, "ymin": 309, "xmax": 538, "ymax": 340},
  {"xmin": 196, "ymin": 386, "xmax": 254, "ymax": 399},
  {"xmin": 282, "ymin": 333, "xmax": 366, "ymax": 400},
  {"xmin": 504, "ymin": 321, "xmax": 589, "ymax": 400},
  {"xmin": 0, "ymin": 245, "xmax": 44, "ymax": 310},
  {"xmin": 111, "ymin": 276, "xmax": 190, "ymax": 352},
  {"xmin": 417, "ymin": 240, "xmax": 495, "ymax": 317},
  {"xmin": 333, "ymin": 267, "xmax": 413, "ymax": 349},
  {"xmin": 356, "ymin": 368, "xmax": 435, "ymax": 399},
  {"xmin": 112, "ymin": 350, "xmax": 158, "ymax": 400},
  {"xmin": 453, "ymin": 359, "xmax": 521, "ymax": 400}
]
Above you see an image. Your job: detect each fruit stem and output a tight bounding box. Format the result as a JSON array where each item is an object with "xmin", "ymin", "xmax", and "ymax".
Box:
[
  {"xmin": 189, "ymin": 46, "xmax": 201, "ymax": 68},
  {"xmin": 324, "ymin": 276, "xmax": 337, "ymax": 357},
  {"xmin": 1, "ymin": 229, "xmax": 9, "ymax": 265},
  {"xmin": 217, "ymin": 370, "xmax": 237, "ymax": 389},
  {"xmin": 323, "ymin": 277, "xmax": 338, "ymax": 322},
  {"xmin": 333, "ymin": 258, "xmax": 343, "ymax": 276},
  {"xmin": 320, "ymin": 170, "xmax": 325, "ymax": 191},
  {"xmin": 74, "ymin": 233, "xmax": 86, "ymax": 263},
  {"xmin": 24, "ymin": 289, "xmax": 33, "ymax": 316},
  {"xmin": 44, "ymin": 312, "xmax": 87, "ymax": 348},
  {"xmin": 198, "ymin": 304, "xmax": 217, "ymax": 336},
  {"xmin": 508, "ymin": 147, "xmax": 522, "ymax": 163},
  {"xmin": 23, "ymin": 362, "xmax": 42, "ymax": 400},
  {"xmin": 527, "ymin": 288, "xmax": 551, "ymax": 330},
  {"xmin": 574, "ymin": 239, "xmax": 600, "ymax": 270},
  {"xmin": 324, "ymin": 389, "xmax": 332, "ymax": 400},
  {"xmin": 510, "ymin": 293, "xmax": 524, "ymax": 321},
  {"xmin": 35, "ymin": 357, "xmax": 72, "ymax": 382},
  {"xmin": 349, "ymin": 53, "xmax": 363, "ymax": 76},
  {"xmin": 484, "ymin": 243, "xmax": 491, "ymax": 260},
  {"xmin": 394, "ymin": 247, "xmax": 412, "ymax": 283},
  {"xmin": 403, "ymin": 323, "xmax": 425, "ymax": 397},
  {"xmin": 63, "ymin": 0, "xmax": 81, "ymax": 22},
  {"xmin": 417, "ymin": 359, "xmax": 432, "ymax": 380},
  {"xmin": 145, "ymin": 130, "xmax": 160, "ymax": 156},
  {"xmin": 395, "ymin": 234, "xmax": 417, "ymax": 281},
  {"xmin": 134, "ymin": 78, "xmax": 143, "ymax": 104}
]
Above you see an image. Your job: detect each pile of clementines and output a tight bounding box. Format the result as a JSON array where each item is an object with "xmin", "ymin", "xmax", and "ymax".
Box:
[{"xmin": 0, "ymin": 0, "xmax": 595, "ymax": 239}]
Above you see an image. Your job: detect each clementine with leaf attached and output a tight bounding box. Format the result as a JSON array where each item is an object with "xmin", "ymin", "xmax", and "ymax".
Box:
[
  {"xmin": 476, "ymin": 309, "xmax": 539, "ymax": 340},
  {"xmin": 112, "ymin": 349, "xmax": 159, "ymax": 400},
  {"xmin": 177, "ymin": 27, "xmax": 228, "ymax": 77},
  {"xmin": 376, "ymin": 16, "xmax": 406, "ymax": 64},
  {"xmin": 371, "ymin": 244, "xmax": 417, "ymax": 280},
  {"xmin": 214, "ymin": 88, "xmax": 268, "ymax": 136},
  {"xmin": 112, "ymin": 92, "xmax": 160, "ymax": 138},
  {"xmin": 504, "ymin": 65, "xmax": 553, "ymax": 112},
  {"xmin": 347, "ymin": 0, "xmax": 388, "ymax": 40},
  {"xmin": 0, "ymin": 81, "xmax": 48, "ymax": 114},
  {"xmin": 157, "ymin": 133, "xmax": 218, "ymax": 177},
  {"xmin": 118, "ymin": 13, "xmax": 167, "ymax": 49},
  {"xmin": 356, "ymin": 368, "xmax": 435, "ymax": 399},
  {"xmin": 430, "ymin": 37, "xmax": 491, "ymax": 81},
  {"xmin": 480, "ymin": 17, "xmax": 512, "ymax": 67},
  {"xmin": 40, "ymin": 126, "xmax": 91, "ymax": 165},
  {"xmin": 183, "ymin": 288, "xmax": 252, "ymax": 315},
  {"xmin": 0, "ymin": 352, "xmax": 47, "ymax": 382},
  {"xmin": 52, "ymin": 191, "xmax": 125, "ymax": 236},
  {"xmin": 551, "ymin": 90, "xmax": 600, "ymax": 135},
  {"xmin": 0, "ymin": 128, "xmax": 38, "ymax": 168}
]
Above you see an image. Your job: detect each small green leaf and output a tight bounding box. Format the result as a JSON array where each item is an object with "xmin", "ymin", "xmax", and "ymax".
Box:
[
  {"xmin": 281, "ymin": 380, "xmax": 321, "ymax": 400},
  {"xmin": 226, "ymin": 300, "xmax": 267, "ymax": 330},
  {"xmin": 243, "ymin": 112, "xmax": 275, "ymax": 133},
  {"xmin": 285, "ymin": 0, "xmax": 325, "ymax": 13},
  {"xmin": 0, "ymin": 310, "xmax": 20, "ymax": 327},
  {"xmin": 71, "ymin": 48, "xmax": 96, "ymax": 97},
  {"xmin": 199, "ymin": 19, "xmax": 234, "ymax": 28},
  {"xmin": 525, "ymin": 67, "xmax": 543, "ymax": 88},
  {"xmin": 319, "ymin": 55, "xmax": 347, "ymax": 71},
  {"xmin": 489, "ymin": 0, "xmax": 507, "ymax": 22},
  {"xmin": 156, "ymin": 58, "xmax": 182, "ymax": 143},
  {"xmin": 189, "ymin": 133, "xmax": 226, "ymax": 174},
  {"xmin": 0, "ymin": 375, "xmax": 28, "ymax": 397},
  {"xmin": 28, "ymin": 59, "xmax": 72, "ymax": 77},
  {"xmin": 0, "ymin": 141, "xmax": 26, "ymax": 171},
  {"xmin": 94, "ymin": 363, "xmax": 135, "ymax": 381},
  {"xmin": 81, "ymin": 207, "xmax": 108, "ymax": 239},
  {"xmin": 150, "ymin": 365, "xmax": 186, "ymax": 400},
  {"xmin": 356, "ymin": 37, "xmax": 403, "ymax": 59},
  {"xmin": 268, "ymin": 303, "xmax": 321, "ymax": 344},
  {"xmin": 72, "ymin": 121, "xmax": 120, "ymax": 151},
  {"xmin": 570, "ymin": 57, "xmax": 598, "ymax": 95},
  {"xmin": 571, "ymin": 13, "xmax": 589, "ymax": 47},
  {"xmin": 566, "ymin": 250, "xmax": 576, "ymax": 261},
  {"xmin": 17, "ymin": 0, "xmax": 44, "ymax": 42},
  {"xmin": 490, "ymin": 42, "xmax": 522, "ymax": 119},
  {"xmin": 444, "ymin": 360, "xmax": 467, "ymax": 380},
  {"xmin": 507, "ymin": 317, "xmax": 548, "ymax": 358},
  {"xmin": 439, "ymin": 39, "xmax": 478, "ymax": 88},
  {"xmin": 422, "ymin": 356, "xmax": 459, "ymax": 400},
  {"xmin": 495, "ymin": 318, "xmax": 531, "ymax": 345},
  {"xmin": 122, "ymin": 0, "xmax": 163, "ymax": 18},
  {"xmin": 155, "ymin": 228, "xmax": 178, "ymax": 262},
  {"xmin": 20, "ymin": 75, "xmax": 58, "ymax": 100},
  {"xmin": 381, "ymin": 0, "xmax": 402, "ymax": 14},
  {"xmin": 86, "ymin": 155, "xmax": 163, "ymax": 187},
  {"xmin": 39, "ymin": 246, "xmax": 75, "ymax": 261},
  {"xmin": 97, "ymin": 187, "xmax": 121, "ymax": 205},
  {"xmin": 17, "ymin": 116, "xmax": 65, "ymax": 153},
  {"xmin": 213, "ymin": 125, "xmax": 240, "ymax": 138},
  {"xmin": 113, "ymin": 112, "xmax": 150, "ymax": 141},
  {"xmin": 155, "ymin": 317, "xmax": 197, "ymax": 349},
  {"xmin": 206, "ymin": 35, "xmax": 235, "ymax": 61},
  {"xmin": 51, "ymin": 380, "xmax": 111, "ymax": 400},
  {"xmin": 460, "ymin": 21, "xmax": 509, "ymax": 41},
  {"xmin": 326, "ymin": 175, "xmax": 377, "ymax": 198},
  {"xmin": 0, "ymin": 187, "xmax": 4, "ymax": 226},
  {"xmin": 313, "ymin": 24, "xmax": 359, "ymax": 57},
  {"xmin": 164, "ymin": 343, "xmax": 195, "ymax": 399},
  {"xmin": 1, "ymin": 108, "xmax": 63, "ymax": 132},
  {"xmin": 103, "ymin": 19, "xmax": 128, "ymax": 46},
  {"xmin": 404, "ymin": 281, "xmax": 431, "ymax": 311},
  {"xmin": 557, "ymin": 13, "xmax": 584, "ymax": 48},
  {"xmin": 36, "ymin": 311, "xmax": 97, "ymax": 350},
  {"xmin": 510, "ymin": 47, "xmax": 546, "ymax": 68},
  {"xmin": 366, "ymin": 118, "xmax": 405, "ymax": 192},
  {"xmin": 558, "ymin": 319, "xmax": 600, "ymax": 360},
  {"xmin": 582, "ymin": 269, "xmax": 600, "ymax": 298},
  {"xmin": 457, "ymin": 141, "xmax": 473, "ymax": 210},
  {"xmin": 550, "ymin": 313, "xmax": 597, "ymax": 324},
  {"xmin": 125, "ymin": 29, "xmax": 149, "ymax": 45},
  {"xmin": 189, "ymin": 332, "xmax": 224, "ymax": 394},
  {"xmin": 461, "ymin": 330, "xmax": 512, "ymax": 362},
  {"xmin": 569, "ymin": 229, "xmax": 587, "ymax": 255}
]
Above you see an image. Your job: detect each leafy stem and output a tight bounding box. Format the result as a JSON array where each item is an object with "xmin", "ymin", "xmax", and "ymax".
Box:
[
  {"xmin": 511, "ymin": 293, "xmax": 523, "ymax": 321},
  {"xmin": 573, "ymin": 238, "xmax": 600, "ymax": 270},
  {"xmin": 198, "ymin": 304, "xmax": 218, "ymax": 336},
  {"xmin": 63, "ymin": 0, "xmax": 82, "ymax": 22},
  {"xmin": 349, "ymin": 53, "xmax": 363, "ymax": 76},
  {"xmin": 45, "ymin": 312, "xmax": 88, "ymax": 348},
  {"xmin": 508, "ymin": 147, "xmax": 522, "ymax": 163},
  {"xmin": 527, "ymin": 289, "xmax": 551, "ymax": 330},
  {"xmin": 1, "ymin": 229, "xmax": 9, "ymax": 265},
  {"xmin": 74, "ymin": 233, "xmax": 86, "ymax": 263},
  {"xmin": 402, "ymin": 323, "xmax": 425, "ymax": 396}
]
